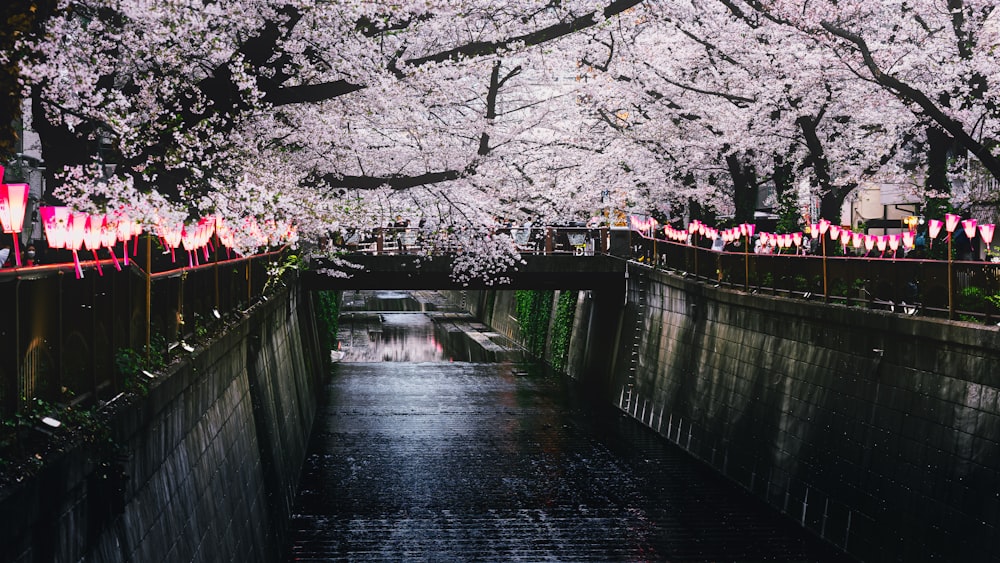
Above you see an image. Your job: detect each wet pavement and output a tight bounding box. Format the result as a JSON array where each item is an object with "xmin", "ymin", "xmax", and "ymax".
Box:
[{"xmin": 287, "ymin": 292, "xmax": 850, "ymax": 562}]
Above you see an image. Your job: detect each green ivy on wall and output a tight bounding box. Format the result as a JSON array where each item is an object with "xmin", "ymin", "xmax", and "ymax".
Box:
[
  {"xmin": 315, "ymin": 290, "xmax": 341, "ymax": 353},
  {"xmin": 550, "ymin": 291, "xmax": 577, "ymax": 372},
  {"xmin": 515, "ymin": 290, "xmax": 553, "ymax": 358},
  {"xmin": 514, "ymin": 289, "xmax": 577, "ymax": 372}
]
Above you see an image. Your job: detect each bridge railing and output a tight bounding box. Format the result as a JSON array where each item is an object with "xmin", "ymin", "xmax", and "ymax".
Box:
[
  {"xmin": 627, "ymin": 230, "xmax": 1000, "ymax": 322},
  {"xmin": 0, "ymin": 240, "xmax": 284, "ymax": 423},
  {"xmin": 334, "ymin": 226, "xmax": 609, "ymax": 256}
]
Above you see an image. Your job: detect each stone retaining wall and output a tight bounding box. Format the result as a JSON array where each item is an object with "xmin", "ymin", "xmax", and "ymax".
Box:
[
  {"xmin": 0, "ymin": 284, "xmax": 323, "ymax": 562},
  {"xmin": 610, "ymin": 267, "xmax": 1000, "ymax": 562}
]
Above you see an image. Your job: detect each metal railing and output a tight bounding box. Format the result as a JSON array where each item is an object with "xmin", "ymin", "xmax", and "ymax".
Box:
[
  {"xmin": 5, "ymin": 223, "xmax": 998, "ymax": 422},
  {"xmin": 627, "ymin": 230, "xmax": 1000, "ymax": 323},
  {"xmin": 0, "ymin": 238, "xmax": 284, "ymax": 421},
  {"xmin": 334, "ymin": 226, "xmax": 608, "ymax": 256}
]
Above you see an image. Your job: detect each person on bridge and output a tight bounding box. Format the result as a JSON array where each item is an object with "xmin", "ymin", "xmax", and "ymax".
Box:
[{"xmin": 393, "ymin": 216, "xmax": 410, "ymax": 252}]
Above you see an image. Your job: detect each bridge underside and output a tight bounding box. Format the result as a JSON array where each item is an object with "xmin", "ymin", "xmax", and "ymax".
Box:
[{"xmin": 302, "ymin": 254, "xmax": 626, "ymax": 291}]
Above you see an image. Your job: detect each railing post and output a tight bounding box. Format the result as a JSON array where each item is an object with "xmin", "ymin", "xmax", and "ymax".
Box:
[
  {"xmin": 145, "ymin": 233, "xmax": 152, "ymax": 366},
  {"xmin": 178, "ymin": 270, "xmax": 187, "ymax": 343},
  {"xmin": 947, "ymin": 235, "xmax": 954, "ymax": 320},
  {"xmin": 14, "ymin": 278, "xmax": 20, "ymax": 412},
  {"xmin": 214, "ymin": 233, "xmax": 220, "ymax": 314},
  {"xmin": 744, "ymin": 235, "xmax": 750, "ymax": 291},
  {"xmin": 822, "ymin": 240, "xmax": 829, "ymax": 302},
  {"xmin": 247, "ymin": 257, "xmax": 252, "ymax": 305}
]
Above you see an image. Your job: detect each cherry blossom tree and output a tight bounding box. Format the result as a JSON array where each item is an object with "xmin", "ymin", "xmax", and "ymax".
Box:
[
  {"xmin": 742, "ymin": 0, "xmax": 1000, "ymax": 203},
  {"xmin": 7, "ymin": 0, "xmax": 998, "ymax": 278}
]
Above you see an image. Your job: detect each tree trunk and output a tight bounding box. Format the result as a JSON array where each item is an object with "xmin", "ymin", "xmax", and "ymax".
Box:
[{"xmin": 726, "ymin": 153, "xmax": 758, "ymax": 224}]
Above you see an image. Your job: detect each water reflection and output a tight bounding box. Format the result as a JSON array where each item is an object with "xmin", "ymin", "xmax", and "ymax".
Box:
[
  {"xmin": 338, "ymin": 313, "xmax": 449, "ymax": 362},
  {"xmin": 341, "ymin": 290, "xmax": 433, "ymax": 312},
  {"xmin": 336, "ymin": 291, "xmax": 523, "ymax": 363}
]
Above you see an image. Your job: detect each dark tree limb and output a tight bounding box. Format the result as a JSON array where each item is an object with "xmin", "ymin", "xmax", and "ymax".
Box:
[
  {"xmin": 271, "ymin": 0, "xmax": 645, "ymax": 106},
  {"xmin": 820, "ymin": 20, "xmax": 1000, "ymax": 182}
]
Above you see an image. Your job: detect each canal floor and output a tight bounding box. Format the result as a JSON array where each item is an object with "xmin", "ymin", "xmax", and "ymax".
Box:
[{"xmin": 287, "ymin": 301, "xmax": 851, "ymax": 561}]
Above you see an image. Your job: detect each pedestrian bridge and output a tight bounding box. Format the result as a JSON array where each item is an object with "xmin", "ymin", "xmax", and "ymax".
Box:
[{"xmin": 302, "ymin": 253, "xmax": 627, "ymax": 290}]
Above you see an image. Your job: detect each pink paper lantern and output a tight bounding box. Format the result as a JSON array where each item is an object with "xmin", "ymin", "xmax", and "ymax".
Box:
[
  {"xmin": 851, "ymin": 231, "xmax": 863, "ymax": 249},
  {"xmin": 818, "ymin": 219, "xmax": 830, "ymax": 235},
  {"xmin": 65, "ymin": 213, "xmax": 88, "ymax": 279},
  {"xmin": 962, "ymin": 218, "xmax": 977, "ymax": 240},
  {"xmin": 945, "ymin": 213, "xmax": 961, "ymax": 234},
  {"xmin": 979, "ymin": 224, "xmax": 995, "ymax": 248},
  {"xmin": 83, "ymin": 215, "xmax": 106, "ymax": 276},
  {"xmin": 40, "ymin": 206, "xmax": 71, "ymax": 249},
  {"xmin": 902, "ymin": 231, "xmax": 915, "ymax": 249},
  {"xmin": 928, "ymin": 219, "xmax": 943, "ymax": 240},
  {"xmin": 0, "ymin": 181, "xmax": 30, "ymax": 266},
  {"xmin": 876, "ymin": 235, "xmax": 888, "ymax": 254},
  {"xmin": 864, "ymin": 235, "xmax": 876, "ymax": 252}
]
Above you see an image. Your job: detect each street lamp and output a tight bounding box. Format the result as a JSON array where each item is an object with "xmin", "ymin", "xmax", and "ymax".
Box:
[{"xmin": 0, "ymin": 166, "xmax": 31, "ymax": 267}]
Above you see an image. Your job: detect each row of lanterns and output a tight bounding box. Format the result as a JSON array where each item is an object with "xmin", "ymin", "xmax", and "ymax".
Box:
[
  {"xmin": 0, "ymin": 167, "xmax": 295, "ymax": 279},
  {"xmin": 37, "ymin": 208, "xmax": 296, "ymax": 279},
  {"xmin": 631, "ymin": 214, "xmax": 996, "ymax": 255}
]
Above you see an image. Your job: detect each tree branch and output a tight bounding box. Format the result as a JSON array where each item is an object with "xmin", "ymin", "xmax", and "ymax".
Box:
[
  {"xmin": 820, "ymin": 20, "xmax": 1000, "ymax": 181},
  {"xmin": 270, "ymin": 0, "xmax": 644, "ymax": 106},
  {"xmin": 318, "ymin": 168, "xmax": 466, "ymax": 191}
]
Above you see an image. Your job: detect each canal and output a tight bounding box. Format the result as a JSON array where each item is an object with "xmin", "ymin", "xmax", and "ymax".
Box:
[{"xmin": 287, "ymin": 291, "xmax": 851, "ymax": 561}]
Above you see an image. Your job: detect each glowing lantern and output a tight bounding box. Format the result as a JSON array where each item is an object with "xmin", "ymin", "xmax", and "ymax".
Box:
[
  {"xmin": 40, "ymin": 206, "xmax": 71, "ymax": 249},
  {"xmin": 83, "ymin": 215, "xmax": 106, "ymax": 276},
  {"xmin": 888, "ymin": 234, "xmax": 900, "ymax": 254},
  {"xmin": 65, "ymin": 212, "xmax": 88, "ymax": 279},
  {"xmin": 979, "ymin": 224, "xmax": 995, "ymax": 250},
  {"xmin": 945, "ymin": 213, "xmax": 961, "ymax": 235},
  {"xmin": 0, "ymin": 171, "xmax": 30, "ymax": 266},
  {"xmin": 928, "ymin": 219, "xmax": 943, "ymax": 245},
  {"xmin": 158, "ymin": 221, "xmax": 184, "ymax": 262},
  {"xmin": 101, "ymin": 215, "xmax": 122, "ymax": 271},
  {"xmin": 960, "ymin": 217, "xmax": 979, "ymax": 257}
]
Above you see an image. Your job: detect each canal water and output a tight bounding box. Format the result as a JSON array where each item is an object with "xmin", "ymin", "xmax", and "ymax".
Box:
[{"xmin": 287, "ymin": 291, "xmax": 850, "ymax": 561}]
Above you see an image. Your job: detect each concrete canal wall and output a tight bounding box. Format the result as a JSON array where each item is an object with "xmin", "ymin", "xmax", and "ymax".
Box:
[
  {"xmin": 0, "ymin": 285, "xmax": 324, "ymax": 563},
  {"xmin": 467, "ymin": 268, "xmax": 1000, "ymax": 562}
]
